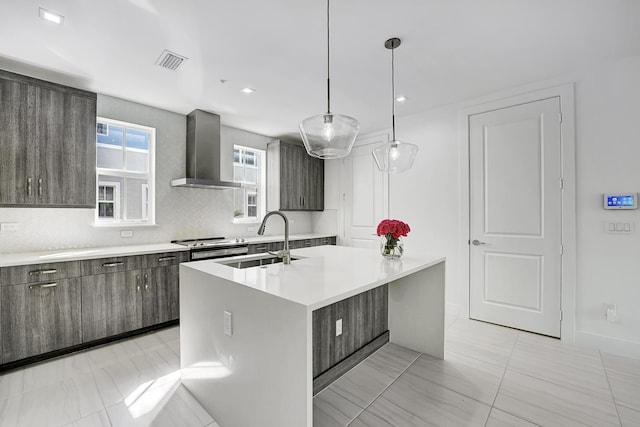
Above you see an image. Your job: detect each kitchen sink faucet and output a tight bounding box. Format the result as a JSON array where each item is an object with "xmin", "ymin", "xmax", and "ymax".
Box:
[{"xmin": 257, "ymin": 211, "xmax": 291, "ymax": 264}]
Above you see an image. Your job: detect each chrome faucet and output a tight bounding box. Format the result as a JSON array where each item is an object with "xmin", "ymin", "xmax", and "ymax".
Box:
[{"xmin": 257, "ymin": 211, "xmax": 291, "ymax": 264}]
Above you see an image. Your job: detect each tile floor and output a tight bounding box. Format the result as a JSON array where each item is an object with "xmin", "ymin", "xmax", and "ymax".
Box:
[{"xmin": 0, "ymin": 317, "xmax": 638, "ymax": 426}]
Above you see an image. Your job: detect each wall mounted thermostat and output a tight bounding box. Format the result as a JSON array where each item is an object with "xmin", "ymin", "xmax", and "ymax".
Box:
[{"xmin": 603, "ymin": 193, "xmax": 638, "ymax": 209}]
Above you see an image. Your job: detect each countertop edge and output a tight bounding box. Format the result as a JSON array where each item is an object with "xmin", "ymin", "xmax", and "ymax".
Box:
[{"xmin": 0, "ymin": 233, "xmax": 337, "ymax": 267}]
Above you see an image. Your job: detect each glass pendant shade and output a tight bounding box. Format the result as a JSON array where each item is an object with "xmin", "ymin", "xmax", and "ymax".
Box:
[
  {"xmin": 300, "ymin": 113, "xmax": 360, "ymax": 159},
  {"xmin": 373, "ymin": 37, "xmax": 418, "ymax": 173},
  {"xmin": 372, "ymin": 139, "xmax": 419, "ymax": 174},
  {"xmin": 299, "ymin": 0, "xmax": 359, "ymax": 159}
]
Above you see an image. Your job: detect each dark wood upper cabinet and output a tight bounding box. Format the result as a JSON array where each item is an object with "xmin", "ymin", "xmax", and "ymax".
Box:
[
  {"xmin": 0, "ymin": 69, "xmax": 97, "ymax": 208},
  {"xmin": 267, "ymin": 140, "xmax": 324, "ymax": 211}
]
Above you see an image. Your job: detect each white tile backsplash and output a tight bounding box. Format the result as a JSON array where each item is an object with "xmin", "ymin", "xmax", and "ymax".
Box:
[{"xmin": 0, "ymin": 95, "xmax": 314, "ymax": 254}]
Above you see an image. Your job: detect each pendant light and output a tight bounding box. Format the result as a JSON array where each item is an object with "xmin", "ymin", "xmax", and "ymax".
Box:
[
  {"xmin": 372, "ymin": 38, "xmax": 418, "ymax": 173},
  {"xmin": 299, "ymin": 0, "xmax": 360, "ymax": 159}
]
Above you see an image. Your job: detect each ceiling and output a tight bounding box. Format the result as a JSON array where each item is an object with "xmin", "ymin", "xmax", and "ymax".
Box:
[{"xmin": 2, "ymin": 0, "xmax": 640, "ymax": 138}]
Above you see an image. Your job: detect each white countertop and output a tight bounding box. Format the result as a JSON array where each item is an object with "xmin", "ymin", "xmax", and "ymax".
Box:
[
  {"xmin": 183, "ymin": 245, "xmax": 445, "ymax": 310},
  {"xmin": 0, "ymin": 243, "xmax": 188, "ymax": 267},
  {"xmin": 0, "ymin": 234, "xmax": 337, "ymax": 268}
]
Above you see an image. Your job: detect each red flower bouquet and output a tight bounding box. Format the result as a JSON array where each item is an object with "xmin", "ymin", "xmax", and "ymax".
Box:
[{"xmin": 377, "ymin": 219, "xmax": 410, "ymax": 258}]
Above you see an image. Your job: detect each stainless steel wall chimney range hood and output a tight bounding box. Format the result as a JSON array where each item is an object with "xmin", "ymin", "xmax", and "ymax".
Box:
[{"xmin": 171, "ymin": 109, "xmax": 241, "ymax": 189}]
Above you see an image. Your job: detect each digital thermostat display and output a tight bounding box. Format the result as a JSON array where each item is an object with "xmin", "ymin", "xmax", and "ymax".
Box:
[{"xmin": 603, "ymin": 193, "xmax": 638, "ymax": 209}]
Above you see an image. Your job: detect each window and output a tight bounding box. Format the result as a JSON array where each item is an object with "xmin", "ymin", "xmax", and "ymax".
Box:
[
  {"xmin": 233, "ymin": 145, "xmax": 265, "ymax": 222},
  {"xmin": 95, "ymin": 117, "xmax": 155, "ymax": 225}
]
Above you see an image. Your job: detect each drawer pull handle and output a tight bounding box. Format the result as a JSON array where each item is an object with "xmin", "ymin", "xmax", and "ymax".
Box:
[
  {"xmin": 27, "ymin": 178, "xmax": 32, "ymax": 197},
  {"xmin": 158, "ymin": 256, "xmax": 176, "ymax": 262},
  {"xmin": 255, "ymin": 246, "xmax": 268, "ymax": 251},
  {"xmin": 136, "ymin": 275, "xmax": 141, "ymax": 292},
  {"xmin": 28, "ymin": 269, "xmax": 57, "ymax": 276},
  {"xmin": 304, "ymin": 241, "xmax": 311, "ymax": 246},
  {"xmin": 102, "ymin": 262, "xmax": 124, "ymax": 267},
  {"xmin": 38, "ymin": 178, "xmax": 43, "ymax": 198},
  {"xmin": 29, "ymin": 282, "xmax": 57, "ymax": 290}
]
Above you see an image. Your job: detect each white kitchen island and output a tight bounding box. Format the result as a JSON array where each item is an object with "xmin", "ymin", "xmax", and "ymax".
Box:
[{"xmin": 179, "ymin": 245, "xmax": 445, "ymax": 427}]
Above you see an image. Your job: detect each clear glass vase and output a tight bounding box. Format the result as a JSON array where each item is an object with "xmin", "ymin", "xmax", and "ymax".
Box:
[{"xmin": 380, "ymin": 236, "xmax": 404, "ymax": 259}]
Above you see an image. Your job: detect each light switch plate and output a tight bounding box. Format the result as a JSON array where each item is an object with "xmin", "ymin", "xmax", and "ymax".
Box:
[
  {"xmin": 605, "ymin": 221, "xmax": 633, "ymax": 234},
  {"xmin": 224, "ymin": 310, "xmax": 233, "ymax": 336},
  {"xmin": 0, "ymin": 222, "xmax": 19, "ymax": 232}
]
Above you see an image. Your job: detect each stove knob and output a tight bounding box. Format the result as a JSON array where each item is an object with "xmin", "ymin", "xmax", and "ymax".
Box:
[{"xmin": 240, "ymin": 238, "xmax": 245, "ymax": 243}]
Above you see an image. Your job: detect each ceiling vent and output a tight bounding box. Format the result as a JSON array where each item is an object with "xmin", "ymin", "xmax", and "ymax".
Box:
[{"xmin": 155, "ymin": 50, "xmax": 188, "ymax": 71}]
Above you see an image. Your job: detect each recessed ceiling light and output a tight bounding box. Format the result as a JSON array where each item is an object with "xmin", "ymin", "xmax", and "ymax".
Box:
[
  {"xmin": 39, "ymin": 7, "xmax": 64, "ymax": 25},
  {"xmin": 241, "ymin": 87, "xmax": 255, "ymax": 94},
  {"xmin": 396, "ymin": 96, "xmax": 408, "ymax": 103}
]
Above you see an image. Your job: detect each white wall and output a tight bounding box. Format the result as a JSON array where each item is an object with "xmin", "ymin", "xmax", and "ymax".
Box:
[
  {"xmin": 328, "ymin": 54, "xmax": 640, "ymax": 356},
  {"xmin": 0, "ymin": 95, "xmax": 312, "ymax": 254}
]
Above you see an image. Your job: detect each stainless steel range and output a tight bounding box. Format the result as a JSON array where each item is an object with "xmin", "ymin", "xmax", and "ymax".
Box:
[{"xmin": 172, "ymin": 237, "xmax": 249, "ymax": 261}]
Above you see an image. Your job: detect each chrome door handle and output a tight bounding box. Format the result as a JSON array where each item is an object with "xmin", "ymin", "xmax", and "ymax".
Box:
[
  {"xmin": 471, "ymin": 239, "xmax": 486, "ymax": 246},
  {"xmin": 29, "ymin": 282, "xmax": 58, "ymax": 290}
]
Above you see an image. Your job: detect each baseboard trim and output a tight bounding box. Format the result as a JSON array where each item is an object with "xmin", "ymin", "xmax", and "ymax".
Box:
[
  {"xmin": 575, "ymin": 330, "xmax": 640, "ymax": 358},
  {"xmin": 0, "ymin": 320, "xmax": 179, "ymax": 373},
  {"xmin": 313, "ymin": 330, "xmax": 390, "ymax": 395}
]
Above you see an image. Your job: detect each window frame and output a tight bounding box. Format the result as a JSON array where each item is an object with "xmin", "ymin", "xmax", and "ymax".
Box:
[
  {"xmin": 94, "ymin": 117, "xmax": 156, "ymax": 227},
  {"xmin": 232, "ymin": 145, "xmax": 266, "ymax": 224}
]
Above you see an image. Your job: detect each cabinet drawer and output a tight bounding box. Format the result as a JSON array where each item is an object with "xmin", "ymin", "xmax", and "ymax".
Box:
[
  {"xmin": 0, "ymin": 261, "xmax": 82, "ymax": 286},
  {"xmin": 142, "ymin": 251, "xmax": 189, "ymax": 269},
  {"xmin": 81, "ymin": 256, "xmax": 144, "ymax": 276}
]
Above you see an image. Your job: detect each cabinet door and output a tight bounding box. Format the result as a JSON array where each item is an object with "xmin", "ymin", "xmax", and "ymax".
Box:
[
  {"xmin": 279, "ymin": 143, "xmax": 304, "ymax": 210},
  {"xmin": 1, "ymin": 278, "xmax": 81, "ymax": 363},
  {"xmin": 61, "ymin": 93, "xmax": 96, "ymax": 206},
  {"xmin": 0, "ymin": 78, "xmax": 34, "ymax": 205},
  {"xmin": 306, "ymin": 156, "xmax": 324, "ymax": 210},
  {"xmin": 142, "ymin": 265, "xmax": 180, "ymax": 327},
  {"xmin": 34, "ymin": 85, "xmax": 66, "ymax": 205},
  {"xmin": 81, "ymin": 270, "xmax": 143, "ymax": 342}
]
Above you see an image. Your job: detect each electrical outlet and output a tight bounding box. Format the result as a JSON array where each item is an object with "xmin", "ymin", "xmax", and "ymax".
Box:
[
  {"xmin": 120, "ymin": 230, "xmax": 134, "ymax": 238},
  {"xmin": 603, "ymin": 304, "xmax": 617, "ymax": 322},
  {"xmin": 0, "ymin": 222, "xmax": 19, "ymax": 232},
  {"xmin": 224, "ymin": 310, "xmax": 233, "ymax": 336},
  {"xmin": 336, "ymin": 318, "xmax": 343, "ymax": 336}
]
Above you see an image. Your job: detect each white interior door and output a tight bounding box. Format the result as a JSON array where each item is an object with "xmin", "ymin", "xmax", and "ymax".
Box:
[
  {"xmin": 343, "ymin": 134, "xmax": 389, "ymax": 249},
  {"xmin": 469, "ymin": 97, "xmax": 562, "ymax": 337}
]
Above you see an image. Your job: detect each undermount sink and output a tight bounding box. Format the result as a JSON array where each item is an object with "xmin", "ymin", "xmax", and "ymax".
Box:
[{"xmin": 219, "ymin": 255, "xmax": 302, "ymax": 269}]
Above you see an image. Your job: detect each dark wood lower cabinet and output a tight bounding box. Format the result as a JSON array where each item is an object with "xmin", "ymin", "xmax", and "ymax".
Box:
[
  {"xmin": 142, "ymin": 264, "xmax": 180, "ymax": 327},
  {"xmin": 312, "ymin": 284, "xmax": 389, "ymax": 379},
  {"xmin": 1, "ymin": 278, "xmax": 82, "ymax": 363},
  {"xmin": 81, "ymin": 271, "xmax": 143, "ymax": 342}
]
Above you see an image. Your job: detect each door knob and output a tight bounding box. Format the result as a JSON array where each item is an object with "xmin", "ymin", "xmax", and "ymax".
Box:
[{"xmin": 471, "ymin": 239, "xmax": 486, "ymax": 246}]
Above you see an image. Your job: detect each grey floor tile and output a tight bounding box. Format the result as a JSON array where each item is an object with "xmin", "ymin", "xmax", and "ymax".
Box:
[
  {"xmin": 63, "ymin": 410, "xmax": 112, "ymax": 427},
  {"xmin": 494, "ymin": 369, "xmax": 620, "ymax": 427},
  {"xmin": 485, "ymin": 408, "xmax": 539, "ymax": 427},
  {"xmin": 106, "ymin": 384, "xmax": 212, "ymax": 427},
  {"xmin": 617, "ymin": 404, "xmax": 640, "ymax": 427},
  {"xmin": 352, "ymin": 366, "xmax": 491, "ymax": 426},
  {"xmin": 0, "ymin": 371, "xmax": 104, "ymax": 427},
  {"xmin": 314, "ymin": 387, "xmax": 362, "ymax": 427},
  {"xmin": 508, "ymin": 333, "xmax": 611, "ymax": 399},
  {"xmin": 602, "ymin": 352, "xmax": 640, "ymax": 411},
  {"xmin": 366, "ymin": 342, "xmax": 420, "ymax": 379},
  {"xmin": 329, "ymin": 358, "xmax": 397, "ymax": 408},
  {"xmin": 411, "ymin": 352, "xmax": 504, "ymax": 405},
  {"xmin": 446, "ymin": 319, "xmax": 518, "ymax": 368}
]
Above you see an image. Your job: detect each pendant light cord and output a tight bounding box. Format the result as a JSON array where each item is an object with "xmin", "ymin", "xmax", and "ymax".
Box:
[
  {"xmin": 391, "ymin": 45, "xmax": 396, "ymax": 141},
  {"xmin": 326, "ymin": 0, "xmax": 331, "ymax": 114}
]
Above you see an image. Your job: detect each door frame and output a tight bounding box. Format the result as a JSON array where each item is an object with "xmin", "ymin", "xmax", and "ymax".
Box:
[{"xmin": 458, "ymin": 84, "xmax": 577, "ymax": 342}]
